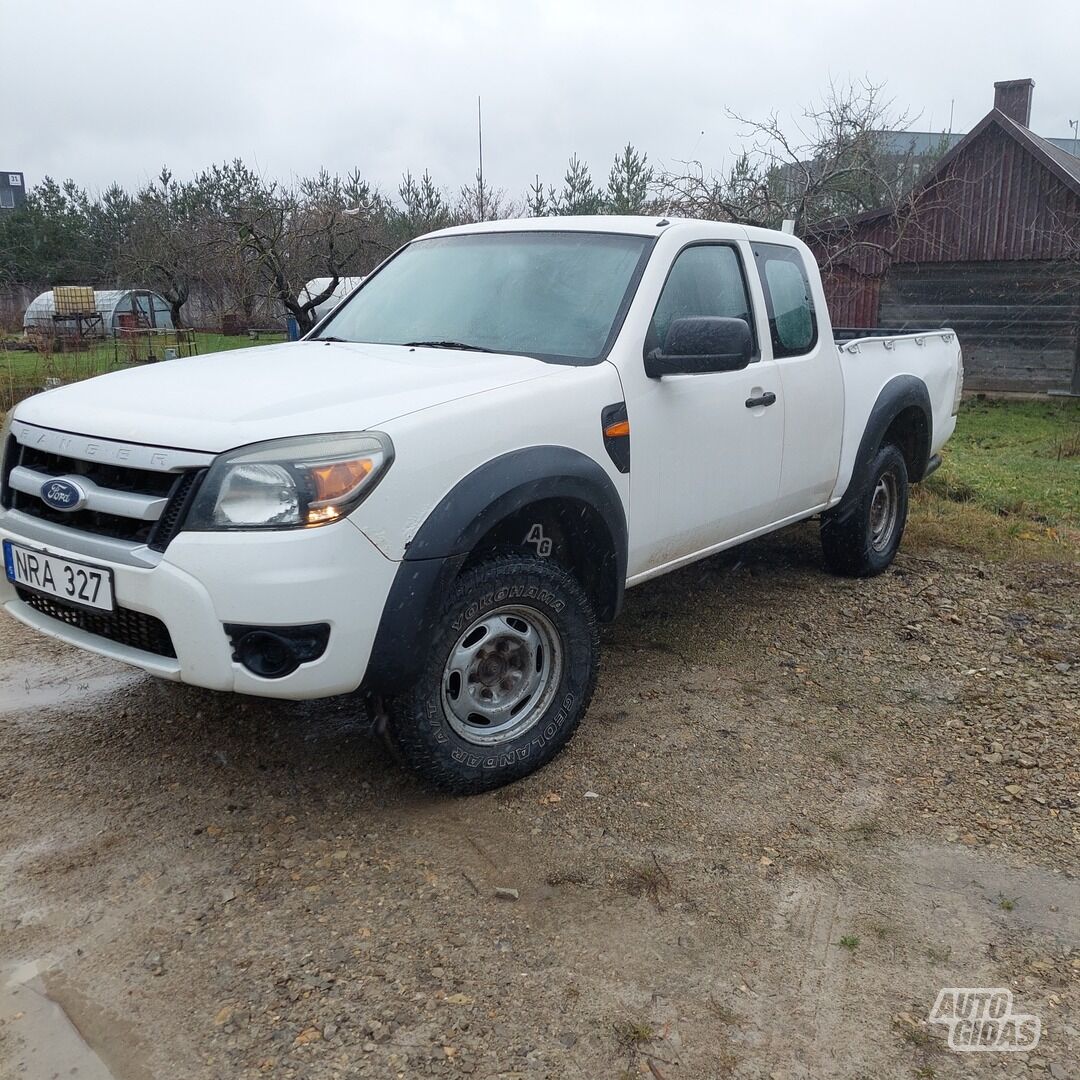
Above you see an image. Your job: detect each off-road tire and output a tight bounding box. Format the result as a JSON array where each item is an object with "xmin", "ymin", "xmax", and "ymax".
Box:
[
  {"xmin": 821, "ymin": 443, "xmax": 909, "ymax": 577},
  {"xmin": 387, "ymin": 554, "xmax": 599, "ymax": 794}
]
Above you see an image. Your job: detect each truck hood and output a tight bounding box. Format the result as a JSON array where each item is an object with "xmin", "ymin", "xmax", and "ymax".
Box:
[{"xmin": 13, "ymin": 340, "xmax": 555, "ymax": 452}]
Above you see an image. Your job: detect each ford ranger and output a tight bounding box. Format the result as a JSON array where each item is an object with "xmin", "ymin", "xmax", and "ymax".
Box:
[{"xmin": 1, "ymin": 217, "xmax": 963, "ymax": 792}]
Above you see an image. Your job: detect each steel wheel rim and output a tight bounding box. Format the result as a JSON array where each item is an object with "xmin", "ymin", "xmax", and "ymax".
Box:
[
  {"xmin": 869, "ymin": 470, "xmax": 899, "ymax": 553},
  {"xmin": 441, "ymin": 605, "xmax": 563, "ymax": 746}
]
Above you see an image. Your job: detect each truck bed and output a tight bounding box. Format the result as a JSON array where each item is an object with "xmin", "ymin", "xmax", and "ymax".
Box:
[{"xmin": 830, "ymin": 328, "xmax": 961, "ymax": 500}]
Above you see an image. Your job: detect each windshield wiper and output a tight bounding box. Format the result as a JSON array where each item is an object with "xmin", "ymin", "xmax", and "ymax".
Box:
[
  {"xmin": 317, "ymin": 336, "xmax": 351, "ymax": 343},
  {"xmin": 403, "ymin": 340, "xmax": 495, "ymax": 353}
]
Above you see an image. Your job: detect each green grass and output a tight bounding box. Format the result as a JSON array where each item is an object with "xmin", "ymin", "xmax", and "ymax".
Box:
[
  {"xmin": 0, "ymin": 331, "xmax": 282, "ymax": 410},
  {"xmin": 1, "ymin": 331, "xmax": 281, "ymax": 377},
  {"xmin": 612, "ymin": 1017, "xmax": 655, "ymax": 1046},
  {"xmin": 908, "ymin": 397, "xmax": 1080, "ymax": 561},
  {"xmin": 928, "ymin": 398, "xmax": 1080, "ymax": 525}
]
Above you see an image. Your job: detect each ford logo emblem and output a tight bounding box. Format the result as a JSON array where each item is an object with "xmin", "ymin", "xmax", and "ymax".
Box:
[{"xmin": 40, "ymin": 478, "xmax": 87, "ymax": 512}]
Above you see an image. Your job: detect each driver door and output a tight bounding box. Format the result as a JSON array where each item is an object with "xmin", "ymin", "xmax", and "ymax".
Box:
[{"xmin": 629, "ymin": 242, "xmax": 785, "ymax": 574}]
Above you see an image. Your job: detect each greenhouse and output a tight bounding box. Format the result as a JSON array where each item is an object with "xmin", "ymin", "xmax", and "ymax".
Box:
[
  {"xmin": 23, "ymin": 288, "xmax": 175, "ymax": 337},
  {"xmin": 300, "ymin": 277, "xmax": 365, "ymax": 323}
]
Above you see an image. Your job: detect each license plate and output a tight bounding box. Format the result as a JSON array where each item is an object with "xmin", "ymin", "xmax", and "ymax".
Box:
[{"xmin": 3, "ymin": 540, "xmax": 115, "ymax": 612}]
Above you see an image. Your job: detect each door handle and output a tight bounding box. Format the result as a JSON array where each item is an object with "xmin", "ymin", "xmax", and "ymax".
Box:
[{"xmin": 745, "ymin": 391, "xmax": 777, "ymax": 409}]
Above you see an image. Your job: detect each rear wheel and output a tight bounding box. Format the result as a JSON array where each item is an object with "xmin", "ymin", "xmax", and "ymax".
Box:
[
  {"xmin": 387, "ymin": 554, "xmax": 599, "ymax": 794},
  {"xmin": 821, "ymin": 443, "xmax": 909, "ymax": 577}
]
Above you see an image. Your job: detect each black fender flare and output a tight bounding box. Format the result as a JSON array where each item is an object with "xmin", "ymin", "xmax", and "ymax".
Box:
[
  {"xmin": 827, "ymin": 375, "xmax": 932, "ymax": 526},
  {"xmin": 362, "ymin": 446, "xmax": 627, "ymax": 694}
]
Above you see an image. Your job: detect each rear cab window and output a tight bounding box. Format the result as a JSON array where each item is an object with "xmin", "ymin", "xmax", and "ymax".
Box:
[{"xmin": 751, "ymin": 243, "xmax": 818, "ymax": 357}]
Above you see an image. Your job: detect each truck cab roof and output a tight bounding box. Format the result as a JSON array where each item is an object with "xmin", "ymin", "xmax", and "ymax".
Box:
[{"xmin": 424, "ymin": 214, "xmax": 815, "ymax": 257}]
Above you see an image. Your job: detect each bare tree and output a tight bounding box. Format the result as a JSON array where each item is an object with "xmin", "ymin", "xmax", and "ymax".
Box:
[
  {"xmin": 655, "ymin": 79, "xmax": 936, "ymax": 234},
  {"xmin": 171, "ymin": 159, "xmax": 267, "ymax": 328},
  {"xmin": 123, "ymin": 168, "xmax": 210, "ymax": 327},
  {"xmin": 224, "ymin": 168, "xmax": 380, "ymax": 334},
  {"xmin": 457, "ymin": 168, "xmax": 513, "ymax": 223},
  {"xmin": 654, "ymin": 150, "xmax": 774, "ymax": 224}
]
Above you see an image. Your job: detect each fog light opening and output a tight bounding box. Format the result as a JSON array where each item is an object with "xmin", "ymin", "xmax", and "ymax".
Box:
[
  {"xmin": 235, "ymin": 631, "xmax": 299, "ymax": 678},
  {"xmin": 225, "ymin": 623, "xmax": 331, "ymax": 679}
]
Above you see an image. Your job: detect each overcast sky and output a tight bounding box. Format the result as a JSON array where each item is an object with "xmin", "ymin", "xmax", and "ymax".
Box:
[{"xmin": 5, "ymin": 0, "xmax": 1079, "ymax": 203}]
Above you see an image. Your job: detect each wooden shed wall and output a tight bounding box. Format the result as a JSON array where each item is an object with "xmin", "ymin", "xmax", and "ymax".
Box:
[
  {"xmin": 820, "ymin": 266, "xmax": 882, "ymax": 328},
  {"xmin": 879, "ymin": 260, "xmax": 1080, "ymax": 393}
]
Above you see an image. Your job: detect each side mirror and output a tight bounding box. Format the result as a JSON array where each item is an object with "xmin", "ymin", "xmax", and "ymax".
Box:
[{"xmin": 645, "ymin": 316, "xmax": 754, "ymax": 378}]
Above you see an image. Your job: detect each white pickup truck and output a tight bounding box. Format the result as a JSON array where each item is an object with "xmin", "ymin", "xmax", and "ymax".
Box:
[{"xmin": 1, "ymin": 217, "xmax": 962, "ymax": 792}]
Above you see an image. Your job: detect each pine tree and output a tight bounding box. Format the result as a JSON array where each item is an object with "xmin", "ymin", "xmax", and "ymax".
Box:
[
  {"xmin": 398, "ymin": 170, "xmax": 449, "ymax": 235},
  {"xmin": 458, "ymin": 168, "xmax": 501, "ymax": 223},
  {"xmin": 525, "ymin": 174, "xmax": 549, "ymax": 217},
  {"xmin": 606, "ymin": 143, "xmax": 653, "ymax": 214},
  {"xmin": 557, "ymin": 154, "xmax": 602, "ymax": 215}
]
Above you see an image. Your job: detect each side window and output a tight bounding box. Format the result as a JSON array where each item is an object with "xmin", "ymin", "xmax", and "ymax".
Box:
[
  {"xmin": 647, "ymin": 244, "xmax": 756, "ymax": 359},
  {"xmin": 752, "ymin": 243, "xmax": 817, "ymax": 357}
]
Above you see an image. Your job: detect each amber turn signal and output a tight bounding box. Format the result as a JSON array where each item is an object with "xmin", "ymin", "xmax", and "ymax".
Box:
[
  {"xmin": 310, "ymin": 458, "xmax": 374, "ymax": 503},
  {"xmin": 603, "ymin": 419, "xmax": 630, "ymax": 438}
]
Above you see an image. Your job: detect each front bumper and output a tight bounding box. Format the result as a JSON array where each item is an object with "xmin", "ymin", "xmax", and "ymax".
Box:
[{"xmin": 0, "ymin": 512, "xmax": 399, "ymax": 700}]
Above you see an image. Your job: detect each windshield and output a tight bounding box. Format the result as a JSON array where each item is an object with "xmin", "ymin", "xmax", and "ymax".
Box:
[{"xmin": 314, "ymin": 230, "xmax": 653, "ymax": 363}]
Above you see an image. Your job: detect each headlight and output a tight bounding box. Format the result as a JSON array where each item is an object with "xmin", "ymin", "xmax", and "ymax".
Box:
[{"xmin": 186, "ymin": 432, "xmax": 393, "ymax": 531}]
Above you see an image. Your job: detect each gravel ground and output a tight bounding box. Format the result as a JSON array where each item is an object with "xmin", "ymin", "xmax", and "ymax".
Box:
[{"xmin": 0, "ymin": 523, "xmax": 1077, "ymax": 1079}]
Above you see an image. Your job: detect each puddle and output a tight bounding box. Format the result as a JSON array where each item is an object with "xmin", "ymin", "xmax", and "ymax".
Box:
[
  {"xmin": 0, "ymin": 662, "xmax": 144, "ymax": 718},
  {"xmin": 43, "ymin": 970, "xmax": 153, "ymax": 1080},
  {"xmin": 903, "ymin": 841, "xmax": 1080, "ymax": 942},
  {"xmin": 1, "ymin": 963, "xmax": 119, "ymax": 1080}
]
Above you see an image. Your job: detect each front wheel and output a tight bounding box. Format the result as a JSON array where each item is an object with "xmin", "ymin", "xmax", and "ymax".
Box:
[
  {"xmin": 821, "ymin": 443, "xmax": 909, "ymax": 577},
  {"xmin": 387, "ymin": 554, "xmax": 599, "ymax": 794}
]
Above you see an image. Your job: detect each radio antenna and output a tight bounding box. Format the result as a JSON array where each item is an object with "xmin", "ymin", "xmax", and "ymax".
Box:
[{"xmin": 477, "ymin": 95, "xmax": 485, "ymax": 222}]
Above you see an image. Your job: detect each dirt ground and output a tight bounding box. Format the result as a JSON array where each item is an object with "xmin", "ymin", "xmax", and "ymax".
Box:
[{"xmin": 1, "ymin": 523, "xmax": 1077, "ymax": 1079}]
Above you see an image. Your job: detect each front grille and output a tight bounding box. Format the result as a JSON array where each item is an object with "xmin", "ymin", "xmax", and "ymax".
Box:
[
  {"xmin": 19, "ymin": 443, "xmax": 177, "ymax": 496},
  {"xmin": 17, "ymin": 587, "xmax": 177, "ymax": 658},
  {"xmin": 2, "ymin": 439, "xmax": 202, "ymax": 551},
  {"xmin": 11, "ymin": 497, "xmax": 158, "ymax": 543}
]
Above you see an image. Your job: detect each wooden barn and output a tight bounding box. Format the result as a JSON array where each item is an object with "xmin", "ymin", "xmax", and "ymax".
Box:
[{"xmin": 809, "ymin": 80, "xmax": 1080, "ymax": 394}]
